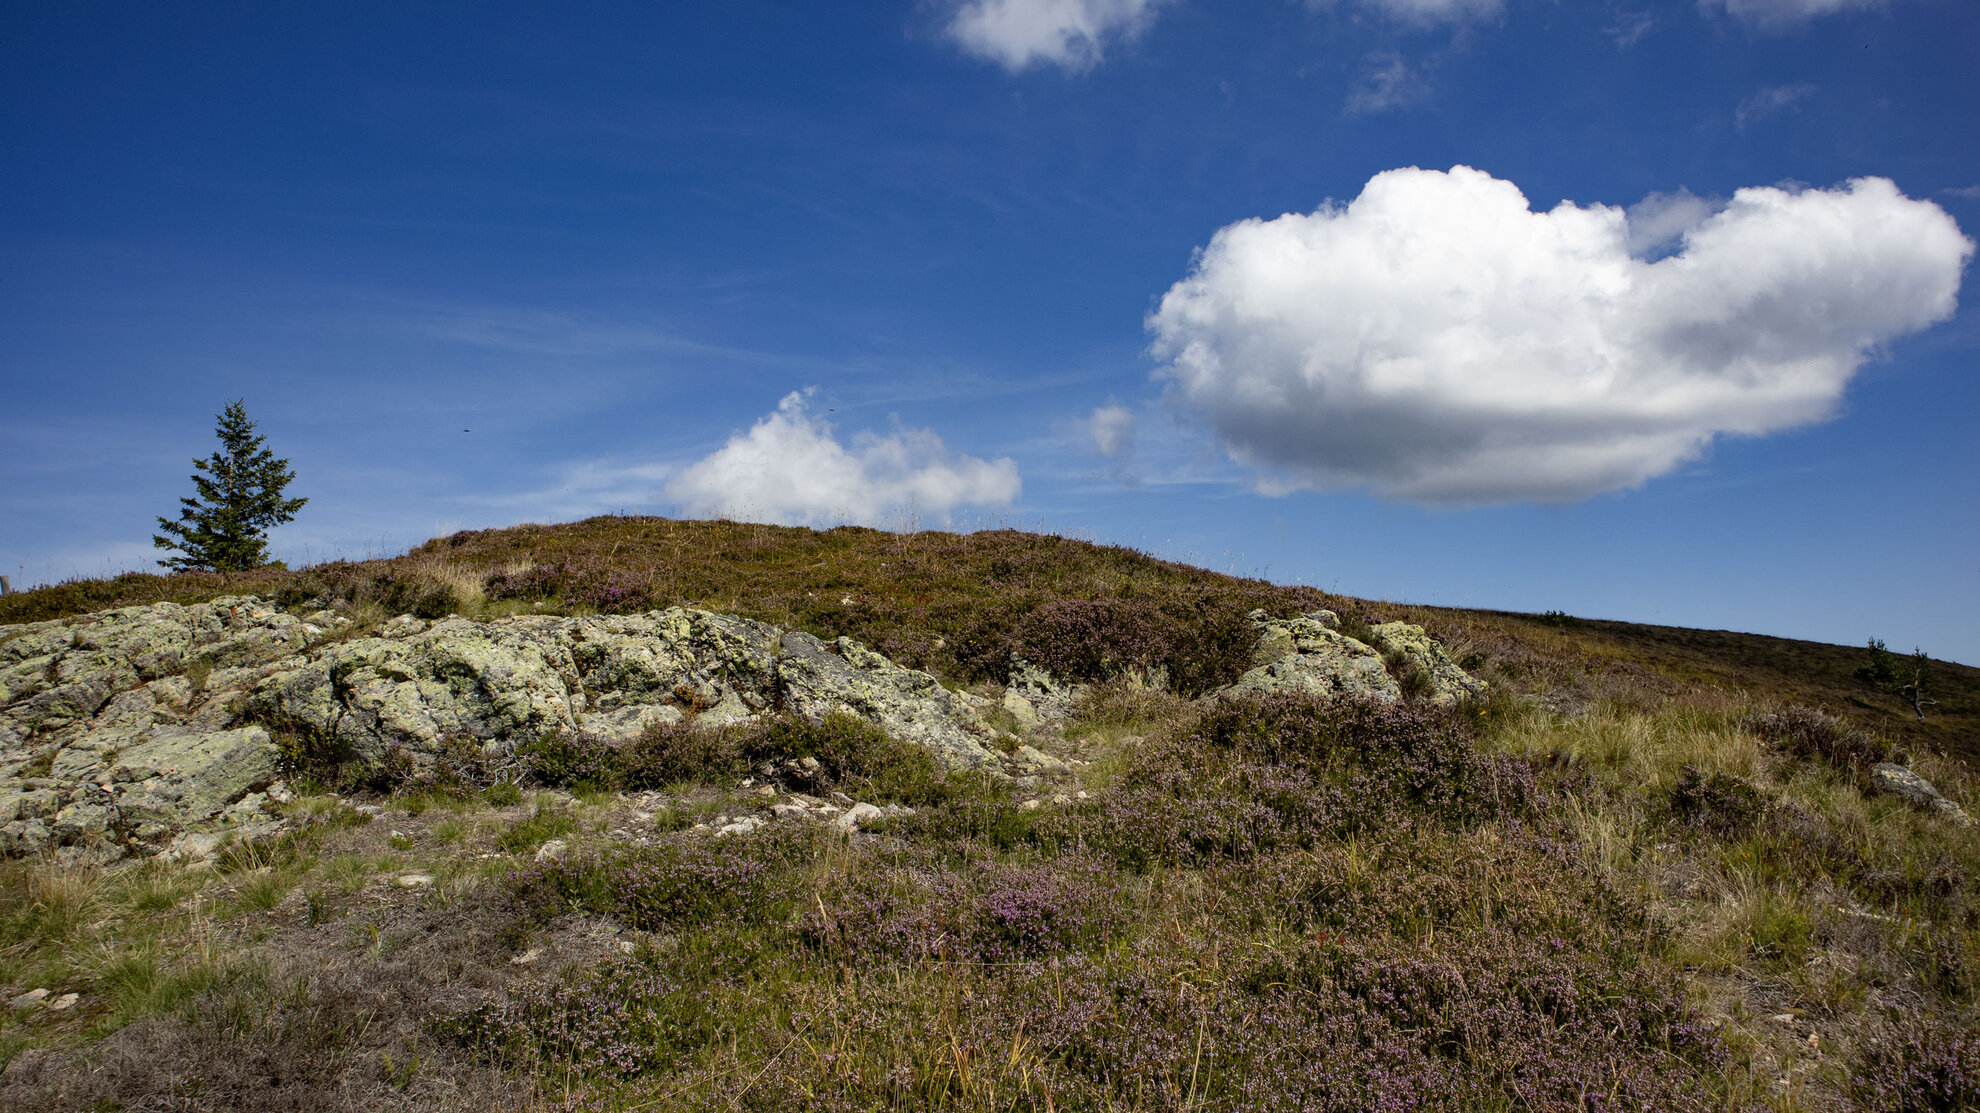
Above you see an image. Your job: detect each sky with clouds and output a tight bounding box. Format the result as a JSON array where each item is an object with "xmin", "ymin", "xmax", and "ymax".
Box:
[{"xmin": 3, "ymin": 0, "xmax": 1976, "ymax": 661}]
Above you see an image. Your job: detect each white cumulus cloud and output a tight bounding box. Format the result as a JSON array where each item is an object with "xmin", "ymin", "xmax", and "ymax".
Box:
[
  {"xmin": 946, "ymin": 0, "xmax": 1168, "ymax": 72},
  {"xmin": 1702, "ymin": 0, "xmax": 1895, "ymax": 30},
  {"xmin": 1148, "ymin": 166, "xmax": 1971, "ymax": 505},
  {"xmin": 664, "ymin": 391, "xmax": 1020, "ymax": 526}
]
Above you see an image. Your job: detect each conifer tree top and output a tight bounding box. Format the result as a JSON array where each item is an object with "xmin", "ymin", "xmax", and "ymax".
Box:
[{"xmin": 152, "ymin": 400, "xmax": 307, "ymax": 573}]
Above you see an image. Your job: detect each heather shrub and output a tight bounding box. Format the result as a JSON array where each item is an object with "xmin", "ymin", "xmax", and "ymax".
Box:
[
  {"xmin": 1064, "ymin": 696, "xmax": 1538, "ymax": 869},
  {"xmin": 512, "ymin": 712, "xmax": 959, "ymax": 803},
  {"xmin": 515, "ymin": 728, "xmax": 619, "ymax": 791},
  {"xmin": 618, "ymin": 718, "xmax": 746, "ymax": 787},
  {"xmin": 485, "ymin": 561, "xmax": 653, "ymax": 614},
  {"xmin": 1011, "ymin": 598, "xmax": 1172, "ymax": 683},
  {"xmin": 1745, "ymin": 705, "xmax": 1892, "ymax": 771},
  {"xmin": 436, "ymin": 956, "xmax": 718, "ymax": 1081},
  {"xmin": 1851, "ymin": 1023, "xmax": 1980, "ymax": 1112},
  {"xmin": 805, "ymin": 855, "xmax": 1129, "ymax": 964},
  {"xmin": 1191, "ymin": 694, "xmax": 1533, "ymax": 823},
  {"xmin": 510, "ymin": 834, "xmax": 809, "ymax": 930},
  {"xmin": 1668, "ymin": 766, "xmax": 1769, "ymax": 837},
  {"xmin": 997, "ymin": 596, "xmax": 1258, "ymax": 695}
]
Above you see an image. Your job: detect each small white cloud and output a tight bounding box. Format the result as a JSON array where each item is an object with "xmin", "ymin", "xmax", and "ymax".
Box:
[
  {"xmin": 1088, "ymin": 404, "xmax": 1136, "ymax": 458},
  {"xmin": 664, "ymin": 391, "xmax": 1020, "ymax": 526},
  {"xmin": 1702, "ymin": 0, "xmax": 1894, "ymax": 31},
  {"xmin": 1735, "ymin": 82, "xmax": 1817, "ymax": 131},
  {"xmin": 1346, "ymin": 53, "xmax": 1431, "ymax": 114},
  {"xmin": 1943, "ymin": 185, "xmax": 1980, "ymax": 201},
  {"xmin": 1312, "ymin": 0, "xmax": 1503, "ymax": 24},
  {"xmin": 1608, "ymin": 9, "xmax": 1656, "ymax": 47},
  {"xmin": 946, "ymin": 0, "xmax": 1169, "ymax": 73},
  {"xmin": 1147, "ymin": 166, "xmax": 1972, "ymax": 505}
]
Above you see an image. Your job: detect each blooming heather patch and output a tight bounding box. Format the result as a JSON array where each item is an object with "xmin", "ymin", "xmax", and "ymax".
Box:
[
  {"xmin": 510, "ymin": 838, "xmax": 795, "ymax": 931},
  {"xmin": 436, "ymin": 957, "xmax": 717, "ymax": 1080},
  {"xmin": 1851, "ymin": 1024, "xmax": 1980, "ymax": 1112},
  {"xmin": 804, "ymin": 854, "xmax": 1129, "ymax": 964},
  {"xmin": 1067, "ymin": 694, "xmax": 1539, "ymax": 868}
]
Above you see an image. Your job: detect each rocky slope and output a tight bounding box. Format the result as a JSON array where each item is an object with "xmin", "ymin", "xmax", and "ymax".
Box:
[{"xmin": 1, "ymin": 598, "xmax": 1483, "ymax": 863}]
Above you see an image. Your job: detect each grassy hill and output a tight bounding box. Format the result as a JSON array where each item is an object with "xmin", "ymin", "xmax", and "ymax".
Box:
[
  {"xmin": 7, "ymin": 516, "xmax": 1975, "ymax": 762},
  {"xmin": 2, "ymin": 517, "xmax": 1976, "ymax": 1112}
]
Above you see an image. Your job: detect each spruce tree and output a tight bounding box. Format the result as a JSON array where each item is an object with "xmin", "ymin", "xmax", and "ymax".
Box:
[{"xmin": 153, "ymin": 401, "xmax": 307, "ymax": 572}]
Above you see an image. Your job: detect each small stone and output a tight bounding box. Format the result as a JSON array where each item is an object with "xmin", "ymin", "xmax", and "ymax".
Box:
[
  {"xmin": 510, "ymin": 947, "xmax": 542, "ymax": 966},
  {"xmin": 770, "ymin": 804, "xmax": 810, "ymax": 820},
  {"xmin": 10, "ymin": 989, "xmax": 49, "ymax": 1010},
  {"xmin": 618, "ymin": 940, "xmax": 636, "ymax": 954},
  {"xmin": 716, "ymin": 815, "xmax": 765, "ymax": 837},
  {"xmin": 1050, "ymin": 793, "xmax": 1072, "ymax": 806},
  {"xmin": 354, "ymin": 805, "xmax": 382, "ymax": 818},
  {"xmin": 1075, "ymin": 790, "xmax": 1089, "ymax": 800},
  {"xmin": 534, "ymin": 839, "xmax": 569, "ymax": 863},
  {"xmin": 47, "ymin": 993, "xmax": 79, "ymax": 1012},
  {"xmin": 832, "ymin": 802, "xmax": 885, "ymax": 832},
  {"xmin": 394, "ymin": 873, "xmax": 434, "ymax": 888},
  {"xmin": 1019, "ymin": 799, "xmax": 1041, "ymax": 811}
]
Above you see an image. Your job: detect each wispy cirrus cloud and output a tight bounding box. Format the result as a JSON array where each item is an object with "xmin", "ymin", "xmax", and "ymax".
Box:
[
  {"xmin": 1735, "ymin": 82, "xmax": 1817, "ymax": 131},
  {"xmin": 1702, "ymin": 0, "xmax": 1900, "ymax": 31}
]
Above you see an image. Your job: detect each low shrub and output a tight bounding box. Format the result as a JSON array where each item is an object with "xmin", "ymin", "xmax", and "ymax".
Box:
[
  {"xmin": 510, "ymin": 835, "xmax": 807, "ymax": 931},
  {"xmin": 1063, "ymin": 695, "xmax": 1541, "ymax": 869},
  {"xmin": 804, "ymin": 855, "xmax": 1129, "ymax": 964},
  {"xmin": 515, "ymin": 712, "xmax": 966, "ymax": 806},
  {"xmin": 1669, "ymin": 767, "xmax": 1769, "ymax": 837},
  {"xmin": 1745, "ymin": 705, "xmax": 1892, "ymax": 771},
  {"xmin": 1851, "ymin": 1023, "xmax": 1980, "ymax": 1112},
  {"xmin": 436, "ymin": 956, "xmax": 714, "ymax": 1081}
]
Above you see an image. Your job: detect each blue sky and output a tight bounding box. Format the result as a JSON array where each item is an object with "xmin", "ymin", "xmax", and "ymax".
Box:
[{"xmin": 3, "ymin": 0, "xmax": 1976, "ymax": 662}]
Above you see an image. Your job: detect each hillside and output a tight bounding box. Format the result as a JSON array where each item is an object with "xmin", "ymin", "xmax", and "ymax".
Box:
[
  {"xmin": 2, "ymin": 517, "xmax": 1977, "ymax": 1112},
  {"xmin": 6, "ymin": 516, "xmax": 1976, "ymax": 763}
]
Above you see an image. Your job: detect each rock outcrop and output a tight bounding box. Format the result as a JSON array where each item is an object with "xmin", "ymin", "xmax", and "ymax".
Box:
[
  {"xmin": 1363, "ymin": 622, "xmax": 1489, "ymax": 706},
  {"xmin": 1223, "ymin": 610, "xmax": 1485, "ymax": 707},
  {"xmin": 1, "ymin": 598, "xmax": 1012, "ymax": 863},
  {"xmin": 1226, "ymin": 611, "xmax": 1401, "ymax": 703}
]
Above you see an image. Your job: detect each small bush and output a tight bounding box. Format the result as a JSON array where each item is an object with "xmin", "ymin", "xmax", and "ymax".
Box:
[
  {"xmin": 1745, "ymin": 705, "xmax": 1892, "ymax": 771},
  {"xmin": 1005, "ymin": 597, "xmax": 1260, "ymax": 695},
  {"xmin": 511, "ymin": 838, "xmax": 799, "ymax": 930},
  {"xmin": 437, "ymin": 956, "xmax": 715, "ymax": 1081},
  {"xmin": 619, "ymin": 719, "xmax": 745, "ymax": 787},
  {"xmin": 1669, "ymin": 767, "xmax": 1769, "ymax": 837},
  {"xmin": 515, "ymin": 729, "xmax": 618, "ymax": 791}
]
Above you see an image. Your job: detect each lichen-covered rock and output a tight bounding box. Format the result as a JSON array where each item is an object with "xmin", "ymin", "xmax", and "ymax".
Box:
[
  {"xmin": 1871, "ymin": 763, "xmax": 1974, "ymax": 827},
  {"xmin": 1225, "ymin": 612, "xmax": 1400, "ymax": 703},
  {"xmin": 776, "ymin": 631, "xmax": 1005, "ymax": 770},
  {"xmin": 2, "ymin": 596, "xmax": 1025, "ymax": 860},
  {"xmin": 1363, "ymin": 622, "xmax": 1488, "ymax": 706}
]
